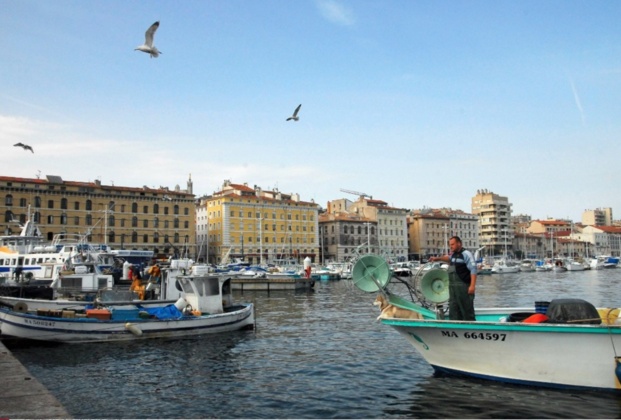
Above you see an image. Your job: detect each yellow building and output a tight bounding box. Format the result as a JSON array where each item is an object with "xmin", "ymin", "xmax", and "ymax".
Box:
[
  {"xmin": 0, "ymin": 174, "xmax": 196, "ymax": 256},
  {"xmin": 196, "ymin": 180, "xmax": 319, "ymax": 264}
]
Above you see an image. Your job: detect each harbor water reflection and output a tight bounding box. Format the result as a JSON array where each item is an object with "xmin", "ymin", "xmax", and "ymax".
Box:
[{"xmin": 4, "ymin": 269, "xmax": 621, "ymax": 418}]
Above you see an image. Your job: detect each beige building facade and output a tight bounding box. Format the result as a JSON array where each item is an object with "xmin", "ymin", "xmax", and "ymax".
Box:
[
  {"xmin": 471, "ymin": 189, "xmax": 513, "ymax": 255},
  {"xmin": 196, "ymin": 180, "xmax": 320, "ymax": 265},
  {"xmin": 408, "ymin": 208, "xmax": 479, "ymax": 259},
  {"xmin": 0, "ymin": 175, "xmax": 196, "ymax": 256}
]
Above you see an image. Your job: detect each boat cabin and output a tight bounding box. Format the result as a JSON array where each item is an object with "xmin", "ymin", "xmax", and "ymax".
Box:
[{"xmin": 175, "ymin": 275, "xmax": 232, "ymax": 314}]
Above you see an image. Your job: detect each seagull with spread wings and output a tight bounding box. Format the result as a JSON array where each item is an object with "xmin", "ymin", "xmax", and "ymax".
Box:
[
  {"xmin": 135, "ymin": 21, "xmax": 162, "ymax": 58},
  {"xmin": 286, "ymin": 104, "xmax": 302, "ymax": 121},
  {"xmin": 14, "ymin": 143, "xmax": 34, "ymax": 153}
]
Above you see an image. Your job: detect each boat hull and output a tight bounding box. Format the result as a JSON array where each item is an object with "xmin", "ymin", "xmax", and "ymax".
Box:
[
  {"xmin": 383, "ymin": 317, "xmax": 621, "ymax": 390},
  {"xmin": 231, "ymin": 277, "xmax": 314, "ymax": 291},
  {"xmin": 0, "ymin": 304, "xmax": 255, "ymax": 343}
]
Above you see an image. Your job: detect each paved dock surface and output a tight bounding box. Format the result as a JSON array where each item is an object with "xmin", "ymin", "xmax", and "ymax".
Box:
[{"xmin": 0, "ymin": 340, "xmax": 70, "ymax": 419}]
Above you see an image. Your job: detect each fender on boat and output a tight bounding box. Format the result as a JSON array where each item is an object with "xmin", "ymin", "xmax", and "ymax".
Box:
[{"xmin": 125, "ymin": 322, "xmax": 143, "ymax": 336}]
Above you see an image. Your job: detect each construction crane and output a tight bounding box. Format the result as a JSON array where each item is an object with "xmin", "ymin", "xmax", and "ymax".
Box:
[{"xmin": 340, "ymin": 188, "xmax": 372, "ymax": 200}]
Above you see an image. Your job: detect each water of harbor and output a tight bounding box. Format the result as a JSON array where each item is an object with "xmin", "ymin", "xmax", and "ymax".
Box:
[{"xmin": 4, "ymin": 268, "xmax": 621, "ymax": 418}]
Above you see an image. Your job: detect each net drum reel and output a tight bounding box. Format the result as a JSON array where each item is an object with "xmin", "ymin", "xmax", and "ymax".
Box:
[
  {"xmin": 351, "ymin": 255, "xmax": 392, "ymax": 293},
  {"xmin": 411, "ymin": 263, "xmax": 450, "ymax": 315},
  {"xmin": 352, "ymin": 256, "xmax": 450, "ymax": 318}
]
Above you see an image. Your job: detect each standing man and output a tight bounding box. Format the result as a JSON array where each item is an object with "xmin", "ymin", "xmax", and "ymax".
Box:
[
  {"xmin": 148, "ymin": 262, "xmax": 161, "ymax": 284},
  {"xmin": 429, "ymin": 236, "xmax": 477, "ymax": 321}
]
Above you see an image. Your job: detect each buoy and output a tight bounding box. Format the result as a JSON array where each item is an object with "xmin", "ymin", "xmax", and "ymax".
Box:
[
  {"xmin": 174, "ymin": 297, "xmax": 188, "ymax": 311},
  {"xmin": 125, "ymin": 322, "xmax": 143, "ymax": 336}
]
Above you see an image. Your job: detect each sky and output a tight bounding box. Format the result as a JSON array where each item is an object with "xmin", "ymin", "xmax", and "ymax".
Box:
[{"xmin": 1, "ymin": 0, "xmax": 620, "ymax": 223}]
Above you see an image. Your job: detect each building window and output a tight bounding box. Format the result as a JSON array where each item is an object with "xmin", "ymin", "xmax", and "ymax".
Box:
[
  {"xmin": 109, "ymin": 215, "xmax": 115, "ymax": 227},
  {"xmin": 34, "ymin": 212, "xmax": 41, "ymax": 223},
  {"xmin": 34, "ymin": 196, "xmax": 41, "ymax": 208},
  {"xmin": 108, "ymin": 231, "xmax": 115, "ymax": 243},
  {"xmin": 174, "ymin": 205, "xmax": 179, "ymax": 215},
  {"xmin": 153, "ymin": 232, "xmax": 159, "ymax": 243},
  {"xmin": 132, "ymin": 216, "xmax": 138, "ymax": 227},
  {"xmin": 153, "ymin": 203, "xmax": 159, "ymax": 214},
  {"xmin": 164, "ymin": 220, "xmax": 169, "ymax": 228},
  {"xmin": 74, "ymin": 201, "xmax": 80, "ymax": 210},
  {"xmin": 61, "ymin": 198, "xmax": 67, "ymax": 210},
  {"xmin": 86, "ymin": 214, "xmax": 92, "ymax": 225},
  {"xmin": 60, "ymin": 214, "xmax": 67, "ymax": 225},
  {"xmin": 19, "ymin": 198, "xmax": 26, "ymax": 207},
  {"xmin": 184, "ymin": 221, "xmax": 189, "ymax": 229},
  {"xmin": 154, "ymin": 217, "xmax": 159, "ymax": 228},
  {"xmin": 164, "ymin": 207, "xmax": 169, "ymax": 215},
  {"xmin": 74, "ymin": 216, "xmax": 80, "ymax": 225},
  {"xmin": 143, "ymin": 219, "xmax": 148, "ymax": 228},
  {"xmin": 47, "ymin": 215, "xmax": 54, "ymax": 224},
  {"xmin": 143, "ymin": 234, "xmax": 148, "ymax": 243},
  {"xmin": 132, "ymin": 232, "xmax": 138, "ymax": 243},
  {"xmin": 47, "ymin": 200, "xmax": 54, "ymax": 209},
  {"xmin": 143, "ymin": 205, "xmax": 148, "ymax": 214},
  {"xmin": 184, "ymin": 207, "xmax": 189, "ymax": 216},
  {"xmin": 86, "ymin": 200, "xmax": 92, "ymax": 211},
  {"xmin": 4, "ymin": 195, "xmax": 12, "ymax": 206},
  {"xmin": 132, "ymin": 203, "xmax": 138, "ymax": 213},
  {"xmin": 4, "ymin": 211, "xmax": 12, "ymax": 222},
  {"xmin": 174, "ymin": 219, "xmax": 179, "ymax": 229},
  {"xmin": 174, "ymin": 233, "xmax": 179, "ymax": 243}
]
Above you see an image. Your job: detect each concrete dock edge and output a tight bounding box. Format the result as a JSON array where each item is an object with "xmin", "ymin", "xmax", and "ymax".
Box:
[{"xmin": 0, "ymin": 340, "xmax": 70, "ymax": 419}]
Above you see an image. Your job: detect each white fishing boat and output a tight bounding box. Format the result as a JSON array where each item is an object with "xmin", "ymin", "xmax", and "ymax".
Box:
[
  {"xmin": 590, "ymin": 256, "xmax": 606, "ymax": 270},
  {"xmin": 351, "ymin": 254, "xmax": 621, "ymax": 391},
  {"xmin": 519, "ymin": 259, "xmax": 536, "ymax": 272},
  {"xmin": 0, "ymin": 269, "xmax": 255, "ymax": 343},
  {"xmin": 491, "ymin": 259, "xmax": 520, "ymax": 274},
  {"xmin": 552, "ymin": 259, "xmax": 568, "ymax": 272},
  {"xmin": 566, "ymin": 259, "xmax": 586, "ymax": 272},
  {"xmin": 534, "ymin": 260, "xmax": 552, "ymax": 272}
]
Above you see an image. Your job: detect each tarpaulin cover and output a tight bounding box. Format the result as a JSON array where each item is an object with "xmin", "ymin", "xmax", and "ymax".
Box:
[
  {"xmin": 546, "ymin": 298, "xmax": 601, "ymax": 325},
  {"xmin": 145, "ymin": 304, "xmax": 183, "ymax": 320}
]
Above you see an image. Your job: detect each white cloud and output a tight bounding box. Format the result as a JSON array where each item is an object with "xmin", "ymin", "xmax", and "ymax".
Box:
[{"xmin": 316, "ymin": 0, "xmax": 355, "ymax": 26}]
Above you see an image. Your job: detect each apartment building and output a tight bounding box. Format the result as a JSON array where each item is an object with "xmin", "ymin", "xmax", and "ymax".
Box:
[
  {"xmin": 0, "ymin": 174, "xmax": 196, "ymax": 255},
  {"xmin": 347, "ymin": 197, "xmax": 408, "ymax": 261},
  {"xmin": 582, "ymin": 208, "xmax": 613, "ymax": 226},
  {"xmin": 471, "ymin": 189, "xmax": 512, "ymax": 255},
  {"xmin": 196, "ymin": 180, "xmax": 320, "ymax": 265},
  {"xmin": 318, "ymin": 210, "xmax": 376, "ymax": 263},
  {"xmin": 408, "ymin": 207, "xmax": 479, "ymax": 259}
]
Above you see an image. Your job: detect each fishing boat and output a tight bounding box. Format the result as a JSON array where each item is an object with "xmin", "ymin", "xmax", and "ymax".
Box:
[
  {"xmin": 604, "ymin": 256, "xmax": 620, "ymax": 269},
  {"xmin": 566, "ymin": 259, "xmax": 586, "ymax": 272},
  {"xmin": 0, "ymin": 263, "xmax": 255, "ymax": 343},
  {"xmin": 552, "ymin": 259, "xmax": 568, "ymax": 272},
  {"xmin": 519, "ymin": 259, "xmax": 536, "ymax": 272},
  {"xmin": 490, "ymin": 259, "xmax": 520, "ymax": 274},
  {"xmin": 351, "ymin": 254, "xmax": 621, "ymax": 391},
  {"xmin": 534, "ymin": 260, "xmax": 552, "ymax": 272}
]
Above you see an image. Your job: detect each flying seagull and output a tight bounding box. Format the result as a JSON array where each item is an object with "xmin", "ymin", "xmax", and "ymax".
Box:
[
  {"xmin": 286, "ymin": 104, "xmax": 302, "ymax": 121},
  {"xmin": 14, "ymin": 143, "xmax": 34, "ymax": 153},
  {"xmin": 135, "ymin": 21, "xmax": 162, "ymax": 58}
]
